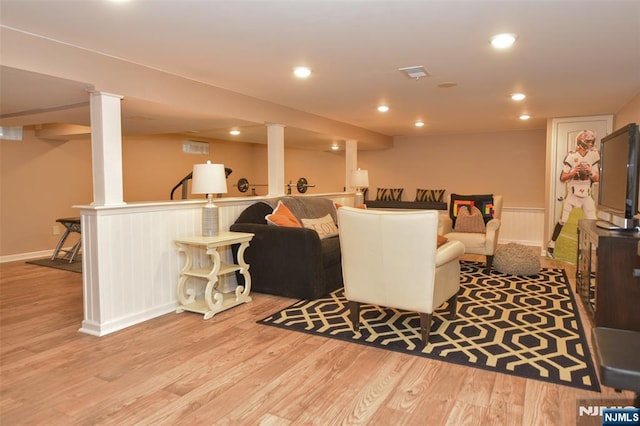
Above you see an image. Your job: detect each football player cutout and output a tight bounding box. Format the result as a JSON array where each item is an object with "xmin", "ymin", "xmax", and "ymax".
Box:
[{"xmin": 547, "ymin": 130, "xmax": 600, "ymax": 258}]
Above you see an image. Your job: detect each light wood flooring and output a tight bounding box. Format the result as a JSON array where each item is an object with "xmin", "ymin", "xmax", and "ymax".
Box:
[{"xmin": 0, "ymin": 254, "xmax": 633, "ymax": 425}]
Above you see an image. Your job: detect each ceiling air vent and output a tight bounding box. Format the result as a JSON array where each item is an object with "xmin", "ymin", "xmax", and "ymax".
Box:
[
  {"xmin": 398, "ymin": 66, "xmax": 430, "ymax": 80},
  {"xmin": 182, "ymin": 140, "xmax": 210, "ymax": 155}
]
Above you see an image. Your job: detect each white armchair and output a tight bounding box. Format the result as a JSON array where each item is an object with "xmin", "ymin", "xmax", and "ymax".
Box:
[
  {"xmin": 439, "ymin": 194, "xmax": 503, "ymax": 273},
  {"xmin": 337, "ymin": 207, "xmax": 466, "ymax": 346}
]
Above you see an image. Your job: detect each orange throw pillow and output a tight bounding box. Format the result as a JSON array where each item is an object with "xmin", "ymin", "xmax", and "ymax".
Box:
[
  {"xmin": 437, "ymin": 235, "xmax": 448, "ymax": 247},
  {"xmin": 265, "ymin": 201, "xmax": 301, "ymax": 227}
]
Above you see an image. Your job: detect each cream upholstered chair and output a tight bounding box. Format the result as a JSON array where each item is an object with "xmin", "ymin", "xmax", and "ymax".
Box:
[
  {"xmin": 337, "ymin": 207, "xmax": 465, "ymax": 346},
  {"xmin": 439, "ymin": 194, "xmax": 503, "ymax": 273}
]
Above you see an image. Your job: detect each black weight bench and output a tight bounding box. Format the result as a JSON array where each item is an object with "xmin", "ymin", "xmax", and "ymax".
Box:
[
  {"xmin": 51, "ymin": 217, "xmax": 81, "ymax": 263},
  {"xmin": 591, "ymin": 327, "xmax": 640, "ymax": 406}
]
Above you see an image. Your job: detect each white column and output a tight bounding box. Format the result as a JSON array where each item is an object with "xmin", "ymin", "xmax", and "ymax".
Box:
[
  {"xmin": 266, "ymin": 123, "xmax": 286, "ymax": 196},
  {"xmin": 345, "ymin": 139, "xmax": 358, "ymax": 191},
  {"xmin": 89, "ymin": 91, "xmax": 126, "ymax": 206}
]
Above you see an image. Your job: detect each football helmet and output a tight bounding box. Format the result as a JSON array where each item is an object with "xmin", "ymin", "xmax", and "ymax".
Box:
[{"xmin": 576, "ymin": 130, "xmax": 596, "ymax": 150}]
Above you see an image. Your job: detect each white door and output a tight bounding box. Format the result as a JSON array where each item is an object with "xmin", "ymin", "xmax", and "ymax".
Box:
[{"xmin": 548, "ymin": 115, "xmax": 613, "ymax": 262}]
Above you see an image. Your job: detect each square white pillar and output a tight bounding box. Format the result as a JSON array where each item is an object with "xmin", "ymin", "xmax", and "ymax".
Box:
[
  {"xmin": 90, "ymin": 91, "xmax": 126, "ymax": 206},
  {"xmin": 267, "ymin": 123, "xmax": 285, "ymax": 196}
]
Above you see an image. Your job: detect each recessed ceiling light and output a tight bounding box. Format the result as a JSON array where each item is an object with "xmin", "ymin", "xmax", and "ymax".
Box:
[
  {"xmin": 293, "ymin": 66, "xmax": 311, "ymax": 78},
  {"xmin": 331, "ymin": 143, "xmax": 340, "ymax": 151},
  {"xmin": 511, "ymin": 93, "xmax": 526, "ymax": 101},
  {"xmin": 229, "ymin": 129, "xmax": 240, "ymax": 136},
  {"xmin": 490, "ymin": 33, "xmax": 517, "ymax": 49},
  {"xmin": 415, "ymin": 121, "xmax": 425, "ymax": 127},
  {"xmin": 377, "ymin": 105, "xmax": 389, "ymax": 112},
  {"xmin": 519, "ymin": 114, "xmax": 530, "ymax": 120}
]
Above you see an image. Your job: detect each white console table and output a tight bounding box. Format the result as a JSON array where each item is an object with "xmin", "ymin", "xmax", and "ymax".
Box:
[{"xmin": 174, "ymin": 231, "xmax": 254, "ymax": 320}]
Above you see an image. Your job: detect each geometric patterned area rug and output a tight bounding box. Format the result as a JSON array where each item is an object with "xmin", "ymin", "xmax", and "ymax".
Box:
[{"xmin": 258, "ymin": 261, "xmax": 600, "ymax": 392}]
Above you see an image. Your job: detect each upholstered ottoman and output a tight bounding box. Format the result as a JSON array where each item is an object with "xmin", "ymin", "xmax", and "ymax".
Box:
[
  {"xmin": 493, "ymin": 243, "xmax": 540, "ymax": 276},
  {"xmin": 592, "ymin": 327, "xmax": 640, "ymax": 406}
]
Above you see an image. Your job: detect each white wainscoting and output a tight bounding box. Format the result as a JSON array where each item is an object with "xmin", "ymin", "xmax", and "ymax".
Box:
[
  {"xmin": 77, "ymin": 193, "xmax": 353, "ymax": 337},
  {"xmin": 11, "ymin": 195, "xmax": 541, "ymax": 336},
  {"xmin": 499, "ymin": 206, "xmax": 546, "ymax": 250}
]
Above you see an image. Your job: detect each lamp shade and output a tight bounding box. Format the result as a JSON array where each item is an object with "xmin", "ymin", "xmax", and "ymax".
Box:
[
  {"xmin": 192, "ymin": 161, "xmax": 228, "ymax": 194},
  {"xmin": 351, "ymin": 169, "xmax": 369, "ymax": 188}
]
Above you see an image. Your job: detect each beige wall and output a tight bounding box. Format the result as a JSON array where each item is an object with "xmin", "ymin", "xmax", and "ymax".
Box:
[
  {"xmin": 123, "ymin": 135, "xmax": 259, "ymax": 201},
  {"xmin": 0, "ymin": 132, "xmax": 93, "ymax": 255},
  {"xmin": 122, "ymin": 136, "xmax": 347, "ymax": 201},
  {"xmin": 0, "ymin": 132, "xmax": 347, "ymax": 257},
  {"xmin": 359, "ymin": 129, "xmax": 547, "ymax": 207},
  {"xmin": 614, "ymin": 91, "xmax": 640, "ymax": 130},
  {"xmin": 1, "ymin": 127, "xmax": 544, "ymax": 258},
  {"xmin": 3, "ymin": 93, "xmax": 638, "ymax": 258},
  {"xmin": 277, "ymin": 148, "xmax": 346, "ymax": 194}
]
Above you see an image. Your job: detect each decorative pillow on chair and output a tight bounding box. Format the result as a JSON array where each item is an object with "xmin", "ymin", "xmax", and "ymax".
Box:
[
  {"xmin": 415, "ymin": 188, "xmax": 446, "ymax": 203},
  {"xmin": 454, "ymin": 206, "xmax": 487, "ymax": 233},
  {"xmin": 301, "ymin": 214, "xmax": 339, "ymax": 239},
  {"xmin": 449, "ymin": 193, "xmax": 494, "ymax": 226},
  {"xmin": 376, "ymin": 188, "xmax": 404, "ymax": 201},
  {"xmin": 265, "ymin": 201, "xmax": 301, "ymax": 227}
]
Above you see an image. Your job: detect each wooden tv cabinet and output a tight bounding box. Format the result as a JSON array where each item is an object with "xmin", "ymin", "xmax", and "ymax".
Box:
[{"xmin": 576, "ymin": 220, "xmax": 640, "ymax": 331}]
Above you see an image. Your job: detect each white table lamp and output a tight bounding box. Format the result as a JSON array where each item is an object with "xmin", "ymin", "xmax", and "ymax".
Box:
[
  {"xmin": 351, "ymin": 168, "xmax": 369, "ymax": 206},
  {"xmin": 192, "ymin": 161, "xmax": 228, "ymax": 236}
]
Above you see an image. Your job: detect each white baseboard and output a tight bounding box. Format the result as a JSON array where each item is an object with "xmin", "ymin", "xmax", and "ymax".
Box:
[
  {"xmin": 79, "ymin": 302, "xmax": 177, "ymax": 336},
  {"xmin": 1, "ymin": 249, "xmax": 55, "ymax": 263}
]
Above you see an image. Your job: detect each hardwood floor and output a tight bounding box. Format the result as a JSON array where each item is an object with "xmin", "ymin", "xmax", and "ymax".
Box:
[{"xmin": 0, "ymin": 255, "xmax": 633, "ymax": 425}]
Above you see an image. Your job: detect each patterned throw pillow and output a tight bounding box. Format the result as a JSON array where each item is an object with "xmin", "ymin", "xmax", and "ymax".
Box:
[
  {"xmin": 449, "ymin": 193, "xmax": 494, "ymax": 226},
  {"xmin": 300, "ymin": 214, "xmax": 339, "ymax": 239},
  {"xmin": 376, "ymin": 188, "xmax": 404, "ymax": 201},
  {"xmin": 265, "ymin": 201, "xmax": 302, "ymax": 227},
  {"xmin": 454, "ymin": 206, "xmax": 487, "ymax": 233},
  {"xmin": 415, "ymin": 188, "xmax": 446, "ymax": 203}
]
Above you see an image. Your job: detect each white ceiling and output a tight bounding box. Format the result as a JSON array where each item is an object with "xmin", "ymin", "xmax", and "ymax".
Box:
[{"xmin": 1, "ymin": 0, "xmax": 639, "ymax": 149}]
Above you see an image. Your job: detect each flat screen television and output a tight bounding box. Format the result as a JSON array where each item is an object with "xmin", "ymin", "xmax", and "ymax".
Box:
[{"xmin": 596, "ymin": 122, "xmax": 640, "ymax": 230}]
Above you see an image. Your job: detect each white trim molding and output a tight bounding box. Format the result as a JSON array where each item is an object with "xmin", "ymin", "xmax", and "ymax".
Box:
[{"xmin": 499, "ymin": 206, "xmax": 546, "ymax": 250}]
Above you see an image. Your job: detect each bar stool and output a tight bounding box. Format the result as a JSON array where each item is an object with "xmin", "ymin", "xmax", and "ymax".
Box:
[{"xmin": 51, "ymin": 217, "xmax": 81, "ymax": 263}]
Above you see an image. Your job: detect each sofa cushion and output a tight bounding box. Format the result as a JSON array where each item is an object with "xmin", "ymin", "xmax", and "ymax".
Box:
[
  {"xmin": 364, "ymin": 200, "xmax": 447, "ymax": 210},
  {"xmin": 231, "ymin": 196, "xmax": 344, "ymax": 300},
  {"xmin": 301, "ymin": 214, "xmax": 339, "ymax": 239},
  {"xmin": 264, "ymin": 196, "xmax": 338, "ymax": 226},
  {"xmin": 443, "ymin": 231, "xmax": 486, "ymax": 251},
  {"xmin": 265, "ymin": 201, "xmax": 301, "ymax": 227},
  {"xmin": 321, "ymin": 236, "xmax": 342, "ymax": 268},
  {"xmin": 415, "ymin": 188, "xmax": 446, "ymax": 203},
  {"xmin": 234, "ymin": 202, "xmax": 272, "ymax": 225},
  {"xmin": 449, "ymin": 193, "xmax": 494, "ymax": 226},
  {"xmin": 376, "ymin": 187, "xmax": 404, "ymax": 201}
]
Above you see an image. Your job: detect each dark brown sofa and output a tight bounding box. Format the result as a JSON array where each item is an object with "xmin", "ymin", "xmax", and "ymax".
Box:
[{"xmin": 230, "ymin": 196, "xmax": 343, "ymax": 300}]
